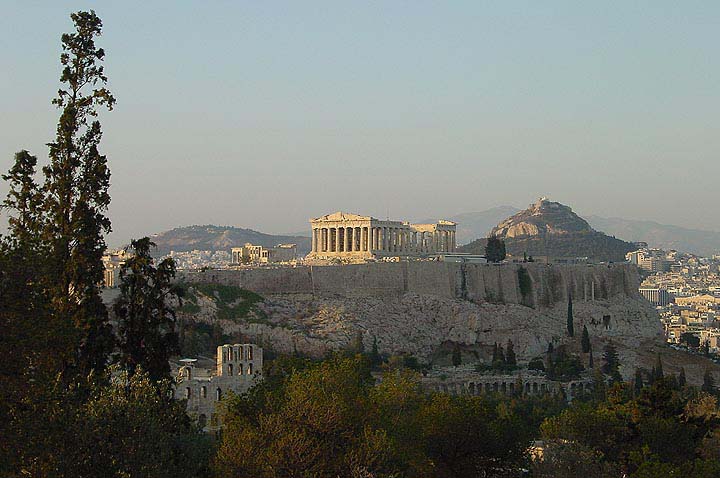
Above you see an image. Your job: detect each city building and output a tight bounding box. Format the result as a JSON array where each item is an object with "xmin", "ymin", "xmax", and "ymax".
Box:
[
  {"xmin": 231, "ymin": 243, "xmax": 297, "ymax": 265},
  {"xmin": 174, "ymin": 343, "xmax": 263, "ymax": 432},
  {"xmin": 307, "ymin": 211, "xmax": 457, "ymax": 261}
]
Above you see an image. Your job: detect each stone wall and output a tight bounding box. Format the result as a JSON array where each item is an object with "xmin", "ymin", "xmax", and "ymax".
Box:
[
  {"xmin": 179, "ymin": 262, "xmax": 663, "ymax": 379},
  {"xmin": 181, "ymin": 262, "xmax": 642, "ymax": 308}
]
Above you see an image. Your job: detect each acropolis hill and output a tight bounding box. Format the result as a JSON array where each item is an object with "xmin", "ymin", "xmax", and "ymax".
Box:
[{"xmin": 175, "ymin": 261, "xmax": 713, "ymax": 381}]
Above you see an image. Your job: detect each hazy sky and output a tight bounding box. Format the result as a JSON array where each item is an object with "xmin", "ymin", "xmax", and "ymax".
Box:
[{"xmin": 1, "ymin": 1, "xmax": 718, "ymax": 246}]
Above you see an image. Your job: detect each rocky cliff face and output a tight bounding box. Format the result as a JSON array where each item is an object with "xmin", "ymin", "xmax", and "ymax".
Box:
[
  {"xmin": 178, "ymin": 262, "xmax": 664, "ymax": 378},
  {"xmin": 460, "ymin": 198, "xmax": 636, "ymax": 262}
]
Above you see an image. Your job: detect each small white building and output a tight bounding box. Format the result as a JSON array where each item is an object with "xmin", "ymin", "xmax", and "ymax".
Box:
[{"xmin": 174, "ymin": 343, "xmax": 263, "ymax": 431}]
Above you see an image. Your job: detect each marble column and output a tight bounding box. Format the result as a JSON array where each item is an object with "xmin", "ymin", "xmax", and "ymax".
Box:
[{"xmin": 342, "ymin": 227, "xmax": 348, "ymax": 253}]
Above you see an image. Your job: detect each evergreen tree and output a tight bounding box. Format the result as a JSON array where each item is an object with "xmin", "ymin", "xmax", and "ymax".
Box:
[
  {"xmin": 452, "ymin": 345, "xmax": 462, "ymax": 367},
  {"xmin": 40, "ymin": 10, "xmax": 116, "ymax": 374},
  {"xmin": 484, "ymin": 235, "xmax": 506, "ymax": 263},
  {"xmin": 581, "ymin": 325, "xmax": 591, "ymax": 353},
  {"xmin": 601, "ymin": 344, "xmax": 621, "ymax": 382},
  {"xmin": 634, "ymin": 369, "xmax": 644, "ymax": 396},
  {"xmin": 505, "ymin": 339, "xmax": 517, "ymax": 367},
  {"xmin": 369, "ymin": 335, "xmax": 382, "ymax": 368},
  {"xmin": 702, "ymin": 369, "xmax": 716, "ymax": 393},
  {"xmin": 566, "ymin": 294, "xmax": 574, "ymax": 337},
  {"xmin": 491, "ymin": 342, "xmax": 499, "ymax": 364},
  {"xmin": 588, "ymin": 346, "xmax": 594, "ymax": 368},
  {"xmin": 702, "ymin": 339, "xmax": 711, "ymax": 357},
  {"xmin": 351, "ymin": 330, "xmax": 365, "ymax": 354},
  {"xmin": 654, "ymin": 354, "xmax": 664, "ymax": 381},
  {"xmin": 679, "ymin": 367, "xmax": 687, "ymax": 387},
  {"xmin": 114, "ymin": 238, "xmax": 182, "ymax": 382},
  {"xmin": 1, "ymin": 151, "xmax": 43, "ymax": 247},
  {"xmin": 547, "ymin": 342, "xmax": 554, "ymax": 356}
]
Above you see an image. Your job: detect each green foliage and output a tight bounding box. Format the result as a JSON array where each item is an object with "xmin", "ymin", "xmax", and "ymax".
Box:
[
  {"xmin": 680, "ymin": 331, "xmax": 700, "ymax": 348},
  {"xmin": 703, "ymin": 369, "xmax": 716, "ymax": 394},
  {"xmin": 566, "ymin": 294, "xmax": 574, "ymax": 337},
  {"xmin": 601, "ymin": 344, "xmax": 622, "ymax": 382},
  {"xmin": 216, "ymin": 355, "xmax": 536, "ymax": 477},
  {"xmin": 546, "ymin": 346, "xmax": 584, "ymax": 381},
  {"xmin": 581, "ymin": 325, "xmax": 591, "ymax": 353},
  {"xmin": 517, "ymin": 265, "xmax": 532, "ymax": 298},
  {"xmin": 7, "ymin": 367, "xmax": 210, "ymax": 477},
  {"xmin": 186, "ymin": 283, "xmax": 265, "ymax": 321},
  {"xmin": 451, "ymin": 345, "xmax": 462, "ymax": 367},
  {"xmin": 528, "ymin": 356, "xmax": 546, "ymax": 372},
  {"xmin": 540, "ymin": 376, "xmax": 720, "ymax": 475},
  {"xmin": 484, "ymin": 234, "xmax": 506, "ymax": 263},
  {"xmin": 114, "ymin": 237, "xmax": 182, "ymax": 381}
]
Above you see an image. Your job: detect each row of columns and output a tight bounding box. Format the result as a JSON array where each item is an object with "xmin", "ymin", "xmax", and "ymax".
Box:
[{"xmin": 311, "ymin": 226, "xmax": 456, "ymax": 254}]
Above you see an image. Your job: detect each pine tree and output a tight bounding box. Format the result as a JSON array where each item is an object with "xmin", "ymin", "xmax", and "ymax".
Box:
[
  {"xmin": 581, "ymin": 325, "xmax": 591, "ymax": 353},
  {"xmin": 702, "ymin": 369, "xmax": 716, "ymax": 393},
  {"xmin": 491, "ymin": 342, "xmax": 499, "ymax": 364},
  {"xmin": 566, "ymin": 294, "xmax": 574, "ymax": 337},
  {"xmin": 634, "ymin": 369, "xmax": 644, "ymax": 395},
  {"xmin": 505, "ymin": 339, "xmax": 516, "ymax": 368},
  {"xmin": 654, "ymin": 354, "xmax": 664, "ymax": 381},
  {"xmin": 588, "ymin": 346, "xmax": 594, "ymax": 368},
  {"xmin": 1, "ymin": 151, "xmax": 43, "ymax": 247},
  {"xmin": 679, "ymin": 367, "xmax": 687, "ymax": 387},
  {"xmin": 369, "ymin": 335, "xmax": 381, "ymax": 367},
  {"xmin": 452, "ymin": 345, "xmax": 462, "ymax": 367},
  {"xmin": 114, "ymin": 238, "xmax": 182, "ymax": 382},
  {"xmin": 40, "ymin": 10, "xmax": 116, "ymax": 374},
  {"xmin": 351, "ymin": 330, "xmax": 365, "ymax": 354},
  {"xmin": 485, "ymin": 235, "xmax": 506, "ymax": 263},
  {"xmin": 601, "ymin": 344, "xmax": 621, "ymax": 382}
]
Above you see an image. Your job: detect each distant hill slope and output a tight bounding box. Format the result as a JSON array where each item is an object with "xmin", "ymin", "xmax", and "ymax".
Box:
[
  {"xmin": 458, "ymin": 199, "xmax": 635, "ymax": 262},
  {"xmin": 149, "ymin": 225, "xmax": 311, "ymax": 257},
  {"xmin": 585, "ymin": 216, "xmax": 720, "ymax": 257},
  {"xmin": 420, "ymin": 206, "xmax": 520, "ymax": 245}
]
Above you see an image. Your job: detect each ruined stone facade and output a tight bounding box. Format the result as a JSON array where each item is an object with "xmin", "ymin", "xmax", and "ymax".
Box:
[
  {"xmin": 307, "ymin": 211, "xmax": 456, "ymax": 261},
  {"xmin": 174, "ymin": 343, "xmax": 263, "ymax": 431},
  {"xmin": 231, "ymin": 243, "xmax": 297, "ymax": 264}
]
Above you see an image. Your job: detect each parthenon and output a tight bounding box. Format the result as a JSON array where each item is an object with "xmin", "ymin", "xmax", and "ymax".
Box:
[{"xmin": 307, "ymin": 212, "xmax": 457, "ymax": 260}]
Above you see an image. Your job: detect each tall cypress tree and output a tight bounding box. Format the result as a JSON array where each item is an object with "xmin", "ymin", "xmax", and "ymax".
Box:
[
  {"xmin": 567, "ymin": 293, "xmax": 574, "ymax": 337},
  {"xmin": 634, "ymin": 369, "xmax": 644, "ymax": 395},
  {"xmin": 505, "ymin": 339, "xmax": 516, "ymax": 367},
  {"xmin": 679, "ymin": 367, "xmax": 687, "ymax": 387},
  {"xmin": 702, "ymin": 369, "xmax": 716, "ymax": 393},
  {"xmin": 40, "ymin": 10, "xmax": 116, "ymax": 374},
  {"xmin": 114, "ymin": 238, "xmax": 182, "ymax": 382},
  {"xmin": 581, "ymin": 325, "xmax": 590, "ymax": 353}
]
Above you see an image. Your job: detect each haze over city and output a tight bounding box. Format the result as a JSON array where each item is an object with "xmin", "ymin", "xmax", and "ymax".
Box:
[{"xmin": 2, "ymin": 1, "xmax": 718, "ymax": 246}]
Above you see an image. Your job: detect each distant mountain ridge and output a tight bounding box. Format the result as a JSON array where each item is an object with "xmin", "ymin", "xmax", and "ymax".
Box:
[
  {"xmin": 148, "ymin": 225, "xmax": 311, "ymax": 257},
  {"xmin": 439, "ymin": 207, "xmax": 720, "ymax": 256},
  {"xmin": 585, "ymin": 216, "xmax": 720, "ymax": 257},
  {"xmin": 458, "ymin": 199, "xmax": 635, "ymax": 262}
]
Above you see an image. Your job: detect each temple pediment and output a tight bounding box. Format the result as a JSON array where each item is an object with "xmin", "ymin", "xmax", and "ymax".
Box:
[{"xmin": 312, "ymin": 211, "xmax": 372, "ymax": 222}]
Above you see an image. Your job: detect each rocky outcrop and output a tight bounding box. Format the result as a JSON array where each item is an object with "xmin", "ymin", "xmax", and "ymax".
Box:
[
  {"xmin": 178, "ymin": 262, "xmax": 664, "ymax": 378},
  {"xmin": 459, "ymin": 198, "xmax": 636, "ymax": 262}
]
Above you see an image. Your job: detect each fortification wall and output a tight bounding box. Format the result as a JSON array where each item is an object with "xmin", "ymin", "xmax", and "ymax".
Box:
[{"xmin": 181, "ymin": 262, "xmax": 641, "ymax": 309}]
